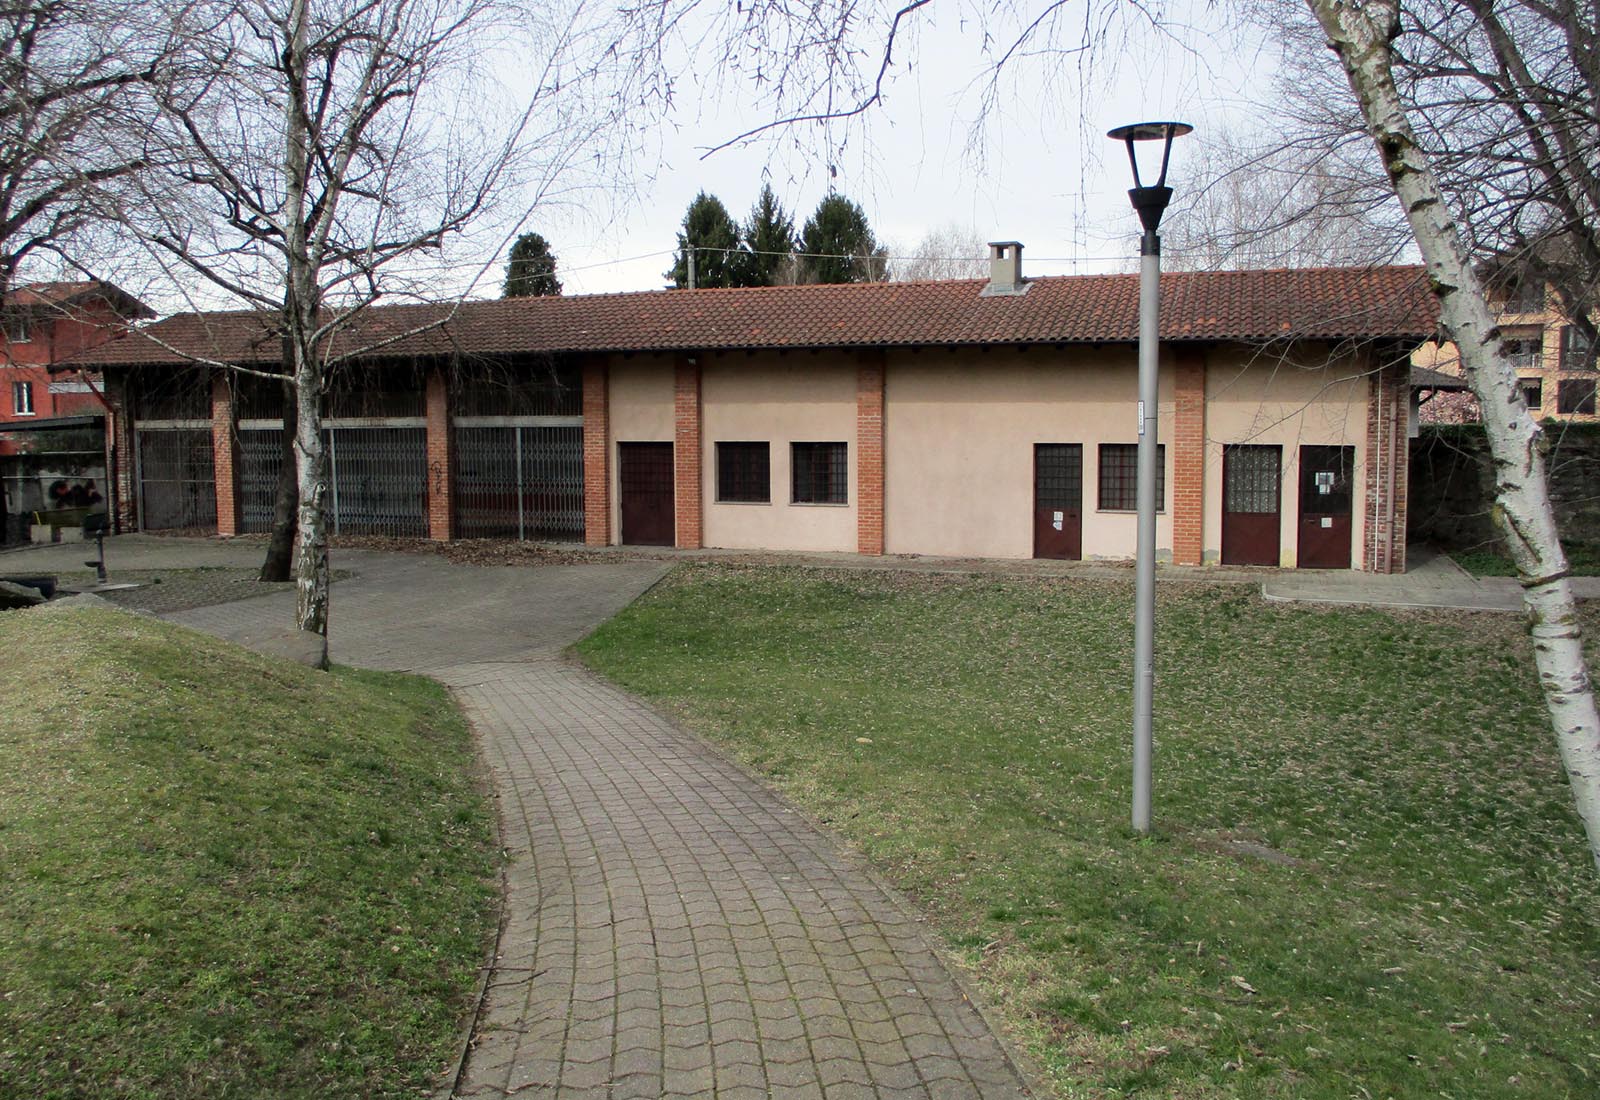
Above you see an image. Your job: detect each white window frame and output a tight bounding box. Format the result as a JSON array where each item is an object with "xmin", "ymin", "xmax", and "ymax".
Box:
[{"xmin": 12, "ymin": 380, "xmax": 35, "ymax": 416}]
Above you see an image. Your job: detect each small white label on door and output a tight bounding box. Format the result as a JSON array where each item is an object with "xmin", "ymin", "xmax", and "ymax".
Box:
[
  {"xmin": 1052, "ymin": 511, "xmax": 1064, "ymax": 530},
  {"xmin": 1321, "ymin": 516, "xmax": 1333, "ymax": 528}
]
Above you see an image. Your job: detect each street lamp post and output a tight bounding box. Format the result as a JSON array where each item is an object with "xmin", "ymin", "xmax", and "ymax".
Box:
[{"xmin": 1107, "ymin": 121, "xmax": 1191, "ymax": 836}]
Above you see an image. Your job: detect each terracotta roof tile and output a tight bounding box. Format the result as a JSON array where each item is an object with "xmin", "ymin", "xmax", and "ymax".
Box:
[{"xmin": 75, "ymin": 265, "xmax": 1437, "ymax": 367}]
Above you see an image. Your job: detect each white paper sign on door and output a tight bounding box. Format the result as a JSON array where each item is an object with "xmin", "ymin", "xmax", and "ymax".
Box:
[{"xmin": 1052, "ymin": 511, "xmax": 1064, "ymax": 531}]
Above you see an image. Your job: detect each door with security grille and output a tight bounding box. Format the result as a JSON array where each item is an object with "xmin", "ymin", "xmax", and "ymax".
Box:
[
  {"xmin": 618, "ymin": 442, "xmax": 674, "ymax": 546},
  {"xmin": 1221, "ymin": 444, "xmax": 1282, "ymax": 566},
  {"xmin": 1033, "ymin": 443, "xmax": 1082, "ymax": 560}
]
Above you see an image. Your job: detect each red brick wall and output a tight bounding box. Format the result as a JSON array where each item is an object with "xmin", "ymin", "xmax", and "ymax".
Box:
[
  {"xmin": 1363, "ymin": 353, "xmax": 1409, "ymax": 574},
  {"xmin": 857, "ymin": 352, "xmax": 886, "ymax": 555},
  {"xmin": 211, "ymin": 372, "xmax": 239, "ymax": 537},
  {"xmin": 105, "ymin": 372, "xmax": 136, "ymax": 533},
  {"xmin": 582, "ymin": 359, "xmax": 610, "ymax": 546},
  {"xmin": 1172, "ymin": 350, "xmax": 1206, "ymax": 566},
  {"xmin": 674, "ymin": 358, "xmax": 702, "ymax": 549},
  {"xmin": 425, "ymin": 369, "xmax": 451, "ymax": 541}
]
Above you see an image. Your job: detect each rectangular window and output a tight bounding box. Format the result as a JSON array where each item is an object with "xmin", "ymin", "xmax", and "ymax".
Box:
[
  {"xmin": 1561, "ymin": 325, "xmax": 1596, "ymax": 371},
  {"xmin": 1098, "ymin": 443, "xmax": 1165, "ymax": 511},
  {"xmin": 1503, "ymin": 280, "xmax": 1544, "ymax": 314},
  {"xmin": 791, "ymin": 442, "xmax": 847, "ymax": 504},
  {"xmin": 11, "ymin": 380, "xmax": 33, "ymax": 415},
  {"xmin": 716, "ymin": 441, "xmax": 770, "ymax": 503},
  {"xmin": 1505, "ymin": 336, "xmax": 1543, "ymax": 372},
  {"xmin": 1223, "ymin": 444, "xmax": 1281, "ymax": 514},
  {"xmin": 3, "ymin": 315, "xmax": 31, "ymax": 343},
  {"xmin": 1558, "ymin": 378, "xmax": 1597, "ymax": 415},
  {"xmin": 1520, "ymin": 377, "xmax": 1543, "ymax": 411}
]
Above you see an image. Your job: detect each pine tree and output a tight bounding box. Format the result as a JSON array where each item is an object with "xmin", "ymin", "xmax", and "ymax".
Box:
[
  {"xmin": 797, "ymin": 193, "xmax": 887, "ymax": 284},
  {"xmin": 503, "ymin": 232, "xmax": 562, "ymax": 297},
  {"xmin": 667, "ymin": 192, "xmax": 742, "ymax": 288},
  {"xmin": 739, "ymin": 184, "xmax": 795, "ymax": 287}
]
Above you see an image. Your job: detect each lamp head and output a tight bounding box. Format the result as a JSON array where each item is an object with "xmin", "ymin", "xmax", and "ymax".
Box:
[{"xmin": 1107, "ymin": 121, "xmax": 1192, "ymax": 235}]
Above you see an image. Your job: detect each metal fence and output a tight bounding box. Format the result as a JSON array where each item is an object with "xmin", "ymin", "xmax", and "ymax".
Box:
[
  {"xmin": 237, "ymin": 421, "xmax": 428, "ymax": 537},
  {"xmin": 453, "ymin": 420, "xmax": 584, "ymax": 540}
]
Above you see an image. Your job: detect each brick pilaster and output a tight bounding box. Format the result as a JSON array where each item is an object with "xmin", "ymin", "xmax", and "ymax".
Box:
[
  {"xmin": 857, "ymin": 352, "xmax": 886, "ymax": 555},
  {"xmin": 1171, "ymin": 350, "xmax": 1206, "ymax": 566},
  {"xmin": 674, "ymin": 357, "xmax": 702, "ymax": 549},
  {"xmin": 582, "ymin": 359, "xmax": 610, "ymax": 546},
  {"xmin": 1363, "ymin": 352, "xmax": 1409, "ymax": 574},
  {"xmin": 105, "ymin": 371, "xmax": 137, "ymax": 533},
  {"xmin": 425, "ymin": 368, "xmax": 451, "ymax": 541},
  {"xmin": 211, "ymin": 372, "xmax": 239, "ymax": 537}
]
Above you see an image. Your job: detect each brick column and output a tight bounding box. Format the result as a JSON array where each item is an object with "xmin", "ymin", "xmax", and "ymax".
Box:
[
  {"xmin": 1363, "ymin": 353, "xmax": 1409, "ymax": 574},
  {"xmin": 211, "ymin": 372, "xmax": 240, "ymax": 537},
  {"xmin": 674, "ymin": 357, "xmax": 702, "ymax": 549},
  {"xmin": 105, "ymin": 371, "xmax": 137, "ymax": 533},
  {"xmin": 582, "ymin": 359, "xmax": 611, "ymax": 547},
  {"xmin": 857, "ymin": 351, "xmax": 886, "ymax": 555},
  {"xmin": 1171, "ymin": 350, "xmax": 1206, "ymax": 566},
  {"xmin": 425, "ymin": 368, "xmax": 451, "ymax": 541}
]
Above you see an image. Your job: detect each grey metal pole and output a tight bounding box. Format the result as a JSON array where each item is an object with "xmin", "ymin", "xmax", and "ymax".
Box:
[{"xmin": 1132, "ymin": 226, "xmax": 1161, "ymax": 835}]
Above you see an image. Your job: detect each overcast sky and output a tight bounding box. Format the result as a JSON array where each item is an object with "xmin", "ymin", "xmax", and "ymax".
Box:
[{"xmin": 538, "ymin": 1, "xmax": 1279, "ymax": 296}]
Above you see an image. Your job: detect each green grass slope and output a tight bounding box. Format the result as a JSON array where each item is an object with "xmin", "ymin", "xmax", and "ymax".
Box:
[
  {"xmin": 0, "ymin": 606, "xmax": 495, "ymax": 1099},
  {"xmin": 580, "ymin": 565, "xmax": 1600, "ymax": 1100}
]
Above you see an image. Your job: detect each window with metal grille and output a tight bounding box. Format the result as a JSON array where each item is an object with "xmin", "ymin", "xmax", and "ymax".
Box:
[
  {"xmin": 12, "ymin": 380, "xmax": 33, "ymax": 415},
  {"xmin": 1558, "ymin": 377, "xmax": 1597, "ymax": 414},
  {"xmin": 1521, "ymin": 377, "xmax": 1543, "ymax": 410},
  {"xmin": 1561, "ymin": 325, "xmax": 1596, "ymax": 371},
  {"xmin": 1098, "ymin": 443, "xmax": 1164, "ymax": 511},
  {"xmin": 1505, "ymin": 336, "xmax": 1543, "ymax": 371},
  {"xmin": 792, "ymin": 442, "xmax": 847, "ymax": 504},
  {"xmin": 1224, "ymin": 444, "xmax": 1280, "ymax": 513},
  {"xmin": 1035, "ymin": 444, "xmax": 1082, "ymax": 508},
  {"xmin": 717, "ymin": 442, "xmax": 770, "ymax": 502}
]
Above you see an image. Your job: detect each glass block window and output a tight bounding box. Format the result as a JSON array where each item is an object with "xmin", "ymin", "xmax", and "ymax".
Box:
[
  {"xmin": 717, "ymin": 442, "xmax": 770, "ymax": 503},
  {"xmin": 792, "ymin": 442, "xmax": 847, "ymax": 504},
  {"xmin": 1558, "ymin": 377, "xmax": 1597, "ymax": 415},
  {"xmin": 1223, "ymin": 444, "xmax": 1281, "ymax": 514},
  {"xmin": 1098, "ymin": 443, "xmax": 1164, "ymax": 511}
]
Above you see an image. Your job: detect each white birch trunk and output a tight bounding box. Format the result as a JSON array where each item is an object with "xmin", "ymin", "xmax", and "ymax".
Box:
[
  {"xmin": 1309, "ymin": 0, "xmax": 1600, "ymax": 873},
  {"xmin": 282, "ymin": 0, "xmax": 331, "ymax": 668}
]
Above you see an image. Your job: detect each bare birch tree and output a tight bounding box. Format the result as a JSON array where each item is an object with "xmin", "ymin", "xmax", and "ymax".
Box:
[
  {"xmin": 131, "ymin": 0, "xmax": 632, "ymax": 664},
  {"xmin": 889, "ymin": 224, "xmax": 988, "ymax": 281}
]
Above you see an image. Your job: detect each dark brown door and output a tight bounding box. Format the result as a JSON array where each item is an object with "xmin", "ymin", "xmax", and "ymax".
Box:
[
  {"xmin": 1221, "ymin": 444, "xmax": 1282, "ymax": 566},
  {"xmin": 1033, "ymin": 444, "xmax": 1082, "ymax": 560},
  {"xmin": 1297, "ymin": 444, "xmax": 1354, "ymax": 569},
  {"xmin": 618, "ymin": 442, "xmax": 674, "ymax": 546}
]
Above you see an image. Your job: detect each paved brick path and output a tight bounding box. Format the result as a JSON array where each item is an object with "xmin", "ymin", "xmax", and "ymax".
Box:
[{"xmin": 163, "ymin": 548, "xmax": 1033, "ymax": 1099}]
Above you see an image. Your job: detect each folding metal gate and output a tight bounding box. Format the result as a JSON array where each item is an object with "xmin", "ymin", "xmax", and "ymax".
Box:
[
  {"xmin": 236, "ymin": 421, "xmax": 428, "ymax": 537},
  {"xmin": 135, "ymin": 425, "xmax": 217, "ymax": 531},
  {"xmin": 452, "ymin": 420, "xmax": 584, "ymax": 540}
]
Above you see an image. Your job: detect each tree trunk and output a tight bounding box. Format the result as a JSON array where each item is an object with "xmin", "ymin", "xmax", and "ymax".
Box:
[
  {"xmin": 1309, "ymin": 0, "xmax": 1600, "ymax": 873},
  {"xmin": 258, "ymin": 378, "xmax": 298, "ymax": 582},
  {"xmin": 291, "ymin": 345, "xmax": 329, "ymax": 665}
]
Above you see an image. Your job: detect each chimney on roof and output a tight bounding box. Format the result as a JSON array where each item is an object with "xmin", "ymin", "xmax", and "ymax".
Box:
[{"xmin": 982, "ymin": 241, "xmax": 1028, "ymax": 297}]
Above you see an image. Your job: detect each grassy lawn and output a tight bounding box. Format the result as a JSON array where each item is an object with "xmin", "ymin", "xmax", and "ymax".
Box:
[
  {"xmin": 0, "ymin": 605, "xmax": 495, "ymax": 1099},
  {"xmin": 579, "ymin": 564, "xmax": 1600, "ymax": 1099},
  {"xmin": 1450, "ymin": 540, "xmax": 1600, "ymax": 577}
]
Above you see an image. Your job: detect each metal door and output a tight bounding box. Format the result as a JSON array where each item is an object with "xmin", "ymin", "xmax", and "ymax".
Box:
[
  {"xmin": 136, "ymin": 428, "xmax": 216, "ymax": 531},
  {"xmin": 618, "ymin": 442, "xmax": 674, "ymax": 546},
  {"xmin": 1221, "ymin": 444, "xmax": 1282, "ymax": 566},
  {"xmin": 1033, "ymin": 444, "xmax": 1082, "ymax": 560},
  {"xmin": 1297, "ymin": 444, "xmax": 1354, "ymax": 569}
]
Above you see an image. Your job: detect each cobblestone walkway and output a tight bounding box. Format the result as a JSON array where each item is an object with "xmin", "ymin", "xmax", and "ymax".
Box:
[{"xmin": 164, "ymin": 549, "xmax": 1033, "ymax": 1099}]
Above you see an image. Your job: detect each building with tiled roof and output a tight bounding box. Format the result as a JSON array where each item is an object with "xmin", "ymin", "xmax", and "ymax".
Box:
[{"xmin": 89, "ymin": 255, "xmax": 1434, "ymax": 572}]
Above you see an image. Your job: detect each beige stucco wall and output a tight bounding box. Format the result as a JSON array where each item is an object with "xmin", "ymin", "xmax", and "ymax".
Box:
[
  {"xmin": 700, "ymin": 352, "xmax": 857, "ymax": 552},
  {"xmin": 882, "ymin": 347, "xmax": 1176, "ymax": 560},
  {"xmin": 606, "ymin": 354, "xmax": 674, "ymax": 544},
  {"xmin": 1201, "ymin": 347, "xmax": 1370, "ymax": 568}
]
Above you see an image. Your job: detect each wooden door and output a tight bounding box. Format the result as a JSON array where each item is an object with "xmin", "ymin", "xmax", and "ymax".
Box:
[
  {"xmin": 1297, "ymin": 444, "xmax": 1354, "ymax": 569},
  {"xmin": 1221, "ymin": 444, "xmax": 1282, "ymax": 566},
  {"xmin": 1033, "ymin": 443, "xmax": 1082, "ymax": 560},
  {"xmin": 618, "ymin": 442, "xmax": 674, "ymax": 546}
]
